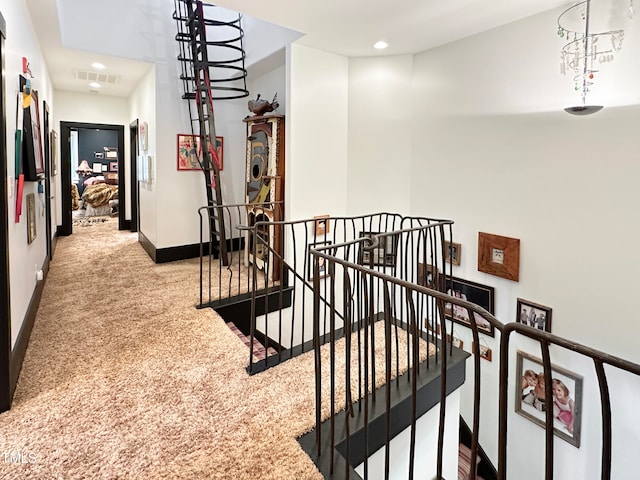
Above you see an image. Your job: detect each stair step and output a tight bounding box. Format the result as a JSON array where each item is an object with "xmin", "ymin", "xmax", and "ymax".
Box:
[
  {"xmin": 458, "ymin": 444, "xmax": 483, "ymax": 480},
  {"xmin": 227, "ymin": 322, "xmax": 277, "ymax": 362}
]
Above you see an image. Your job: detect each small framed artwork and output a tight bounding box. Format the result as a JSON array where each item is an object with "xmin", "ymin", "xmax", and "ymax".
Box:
[
  {"xmin": 444, "ymin": 276, "xmax": 495, "ymax": 337},
  {"xmin": 516, "ymin": 350, "xmax": 582, "ymax": 448},
  {"xmin": 105, "ymin": 148, "xmax": 118, "ymax": 159},
  {"xmin": 444, "ymin": 240, "xmax": 461, "ymax": 266},
  {"xmin": 94, "ymin": 152, "xmax": 104, "ymax": 159},
  {"xmin": 177, "ymin": 134, "xmax": 224, "ymax": 171},
  {"xmin": 314, "ymin": 214, "xmax": 330, "ymax": 236},
  {"xmin": 139, "ymin": 122, "xmax": 148, "ymax": 152},
  {"xmin": 109, "ymin": 162, "xmax": 118, "ymax": 172},
  {"xmin": 308, "ymin": 241, "xmax": 332, "ymax": 281},
  {"xmin": 478, "ymin": 232, "xmax": 520, "ymax": 281},
  {"xmin": 358, "ymin": 232, "xmax": 399, "ymax": 268},
  {"xmin": 516, "ymin": 298, "xmax": 552, "ymax": 332},
  {"xmin": 417, "ymin": 262, "xmax": 443, "ymax": 291},
  {"xmin": 92, "ymin": 163, "xmax": 102, "ymax": 174},
  {"xmin": 177, "ymin": 134, "xmax": 201, "ymax": 170},
  {"xmin": 26, "ymin": 193, "xmax": 36, "ymax": 244},
  {"xmin": 473, "ymin": 341, "xmax": 493, "ymax": 362},
  {"xmin": 50, "ymin": 130, "xmax": 58, "ymax": 176}
]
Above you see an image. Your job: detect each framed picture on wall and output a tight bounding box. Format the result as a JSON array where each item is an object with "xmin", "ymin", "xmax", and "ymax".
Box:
[
  {"xmin": 307, "ymin": 240, "xmax": 332, "ymax": 281},
  {"xmin": 516, "ymin": 298, "xmax": 552, "ymax": 332},
  {"xmin": 177, "ymin": 134, "xmax": 224, "ymax": 171},
  {"xmin": 444, "ymin": 276, "xmax": 495, "ymax": 337},
  {"xmin": 109, "ymin": 162, "xmax": 118, "ymax": 172},
  {"xmin": 27, "ymin": 193, "xmax": 36, "ymax": 244},
  {"xmin": 515, "ymin": 350, "xmax": 582, "ymax": 448}
]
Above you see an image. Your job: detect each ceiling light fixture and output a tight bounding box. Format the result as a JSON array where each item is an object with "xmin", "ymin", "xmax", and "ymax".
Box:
[
  {"xmin": 373, "ymin": 41, "xmax": 388, "ymax": 50},
  {"xmin": 89, "ymin": 82, "xmax": 101, "ymax": 89},
  {"xmin": 91, "ymin": 62, "xmax": 106, "ymax": 70},
  {"xmin": 558, "ymin": 0, "xmax": 631, "ymax": 115}
]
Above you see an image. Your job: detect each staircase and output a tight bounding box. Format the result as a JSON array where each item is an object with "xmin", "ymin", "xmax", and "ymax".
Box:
[{"xmin": 173, "ymin": 0, "xmax": 249, "ymax": 264}]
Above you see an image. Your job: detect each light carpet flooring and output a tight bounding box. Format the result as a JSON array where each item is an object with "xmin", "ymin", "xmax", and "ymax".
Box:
[{"xmin": 0, "ymin": 218, "xmax": 429, "ymax": 479}]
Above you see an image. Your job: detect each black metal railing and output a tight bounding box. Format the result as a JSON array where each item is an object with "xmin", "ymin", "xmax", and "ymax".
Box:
[{"xmin": 306, "ymin": 228, "xmax": 640, "ymax": 480}]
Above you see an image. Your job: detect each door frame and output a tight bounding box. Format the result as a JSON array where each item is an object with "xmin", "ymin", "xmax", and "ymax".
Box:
[
  {"xmin": 43, "ymin": 102, "xmax": 52, "ymax": 260},
  {"xmin": 0, "ymin": 10, "xmax": 12, "ymax": 412},
  {"xmin": 59, "ymin": 122, "xmax": 126, "ymax": 236},
  {"xmin": 129, "ymin": 119, "xmax": 139, "ymax": 232}
]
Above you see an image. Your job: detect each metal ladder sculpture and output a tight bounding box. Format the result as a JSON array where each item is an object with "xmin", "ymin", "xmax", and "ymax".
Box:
[{"xmin": 173, "ymin": 0, "xmax": 249, "ymax": 265}]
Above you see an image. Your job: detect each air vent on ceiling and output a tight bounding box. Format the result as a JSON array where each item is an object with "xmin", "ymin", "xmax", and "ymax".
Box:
[{"xmin": 74, "ymin": 69, "xmax": 120, "ymax": 84}]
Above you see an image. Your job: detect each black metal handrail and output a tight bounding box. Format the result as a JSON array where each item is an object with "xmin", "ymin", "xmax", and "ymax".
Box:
[{"xmin": 308, "ymin": 230, "xmax": 640, "ymax": 480}]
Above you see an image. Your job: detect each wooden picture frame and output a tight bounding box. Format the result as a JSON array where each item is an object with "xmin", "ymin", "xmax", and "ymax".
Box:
[
  {"xmin": 417, "ymin": 262, "xmax": 443, "ymax": 291},
  {"xmin": 516, "ymin": 350, "xmax": 582, "ymax": 448},
  {"xmin": 444, "ymin": 276, "xmax": 495, "ymax": 337},
  {"xmin": 478, "ymin": 232, "xmax": 520, "ymax": 281},
  {"xmin": 177, "ymin": 134, "xmax": 224, "ymax": 171},
  {"xmin": 26, "ymin": 193, "xmax": 36, "ymax": 244},
  {"xmin": 516, "ymin": 298, "xmax": 552, "ymax": 332},
  {"xmin": 109, "ymin": 162, "xmax": 118, "ymax": 172},
  {"xmin": 444, "ymin": 240, "xmax": 461, "ymax": 266},
  {"xmin": 313, "ymin": 214, "xmax": 330, "ymax": 236},
  {"xmin": 308, "ymin": 241, "xmax": 332, "ymax": 281}
]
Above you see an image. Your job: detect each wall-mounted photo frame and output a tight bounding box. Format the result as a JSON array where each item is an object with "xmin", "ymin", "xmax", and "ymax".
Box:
[
  {"xmin": 26, "ymin": 193, "xmax": 36, "ymax": 244},
  {"xmin": 139, "ymin": 121, "xmax": 148, "ymax": 152},
  {"xmin": 109, "ymin": 162, "xmax": 118, "ymax": 172},
  {"xmin": 314, "ymin": 214, "xmax": 330, "ymax": 236},
  {"xmin": 94, "ymin": 152, "xmax": 104, "ymax": 159},
  {"xmin": 177, "ymin": 134, "xmax": 224, "ymax": 171},
  {"xmin": 444, "ymin": 240, "xmax": 461, "ymax": 266},
  {"xmin": 473, "ymin": 341, "xmax": 493, "ymax": 362},
  {"xmin": 50, "ymin": 130, "xmax": 58, "ymax": 176},
  {"xmin": 358, "ymin": 232, "xmax": 399, "ymax": 268},
  {"xmin": 478, "ymin": 232, "xmax": 520, "ymax": 281},
  {"xmin": 308, "ymin": 240, "xmax": 332, "ymax": 281},
  {"xmin": 105, "ymin": 148, "xmax": 118, "ymax": 159},
  {"xmin": 444, "ymin": 276, "xmax": 495, "ymax": 337},
  {"xmin": 515, "ymin": 350, "xmax": 582, "ymax": 448},
  {"xmin": 516, "ymin": 298, "xmax": 552, "ymax": 332},
  {"xmin": 417, "ymin": 262, "xmax": 444, "ymax": 291}
]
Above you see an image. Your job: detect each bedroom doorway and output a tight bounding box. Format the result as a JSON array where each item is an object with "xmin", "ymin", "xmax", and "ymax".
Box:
[{"xmin": 59, "ymin": 122, "xmax": 125, "ymax": 236}]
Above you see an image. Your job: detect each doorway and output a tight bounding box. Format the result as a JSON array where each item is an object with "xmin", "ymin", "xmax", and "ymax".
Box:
[{"xmin": 59, "ymin": 122, "xmax": 126, "ymax": 236}]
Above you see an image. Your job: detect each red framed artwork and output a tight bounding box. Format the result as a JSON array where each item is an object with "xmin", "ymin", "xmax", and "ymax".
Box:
[{"xmin": 177, "ymin": 134, "xmax": 223, "ymax": 171}]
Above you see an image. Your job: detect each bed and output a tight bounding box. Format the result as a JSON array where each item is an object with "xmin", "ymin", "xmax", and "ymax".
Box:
[{"xmin": 81, "ymin": 183, "xmax": 118, "ymax": 217}]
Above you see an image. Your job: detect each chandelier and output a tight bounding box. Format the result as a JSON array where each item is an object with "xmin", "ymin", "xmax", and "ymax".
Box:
[{"xmin": 558, "ymin": 0, "xmax": 630, "ymax": 115}]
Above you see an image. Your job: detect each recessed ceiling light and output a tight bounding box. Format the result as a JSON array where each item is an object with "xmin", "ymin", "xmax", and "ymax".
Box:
[
  {"xmin": 92, "ymin": 62, "xmax": 106, "ymax": 70},
  {"xmin": 89, "ymin": 82, "xmax": 101, "ymax": 89},
  {"xmin": 373, "ymin": 41, "xmax": 388, "ymax": 50}
]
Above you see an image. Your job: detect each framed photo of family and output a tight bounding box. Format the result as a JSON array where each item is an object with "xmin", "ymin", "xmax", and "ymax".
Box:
[
  {"xmin": 515, "ymin": 350, "xmax": 582, "ymax": 448},
  {"xmin": 516, "ymin": 298, "xmax": 552, "ymax": 333},
  {"xmin": 444, "ymin": 277, "xmax": 495, "ymax": 337}
]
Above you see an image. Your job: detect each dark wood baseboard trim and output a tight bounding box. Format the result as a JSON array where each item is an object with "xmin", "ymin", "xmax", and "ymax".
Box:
[
  {"xmin": 51, "ymin": 232, "xmax": 58, "ymax": 260},
  {"xmin": 10, "ymin": 257, "xmax": 49, "ymax": 398},
  {"xmin": 139, "ymin": 231, "xmax": 245, "ymax": 264}
]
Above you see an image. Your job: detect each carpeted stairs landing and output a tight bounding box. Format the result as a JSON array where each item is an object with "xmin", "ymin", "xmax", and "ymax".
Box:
[{"xmin": 0, "ymin": 217, "xmax": 432, "ymax": 479}]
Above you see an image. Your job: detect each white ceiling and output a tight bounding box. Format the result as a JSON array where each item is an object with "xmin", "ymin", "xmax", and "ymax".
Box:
[{"xmin": 25, "ymin": 0, "xmax": 575, "ymax": 98}]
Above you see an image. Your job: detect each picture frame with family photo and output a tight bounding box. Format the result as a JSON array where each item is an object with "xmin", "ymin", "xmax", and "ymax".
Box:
[{"xmin": 515, "ymin": 350, "xmax": 583, "ymax": 448}]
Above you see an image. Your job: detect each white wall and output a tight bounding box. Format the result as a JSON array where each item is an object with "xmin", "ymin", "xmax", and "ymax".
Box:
[
  {"xmin": 53, "ymin": 90, "xmax": 131, "ymax": 225},
  {"xmin": 128, "ymin": 66, "xmax": 157, "ymax": 245},
  {"xmin": 405, "ymin": 6, "xmax": 640, "ymax": 478},
  {"xmin": 347, "ymin": 55, "xmax": 413, "ymax": 215},
  {"xmin": 286, "ymin": 43, "xmax": 349, "ymax": 220},
  {"xmin": 3, "ymin": 0, "xmax": 54, "ymax": 348}
]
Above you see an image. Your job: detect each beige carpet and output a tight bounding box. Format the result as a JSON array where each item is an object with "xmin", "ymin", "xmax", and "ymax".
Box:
[{"xmin": 0, "ymin": 218, "xmax": 431, "ymax": 479}]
